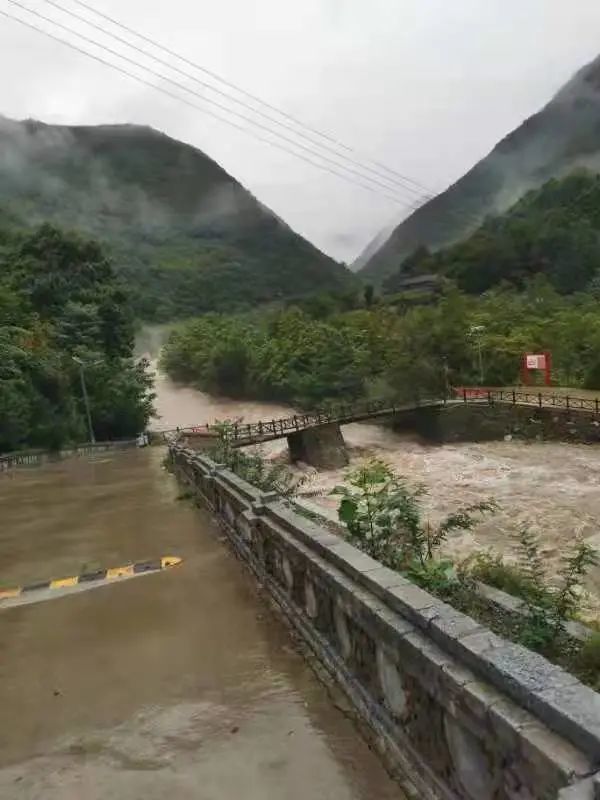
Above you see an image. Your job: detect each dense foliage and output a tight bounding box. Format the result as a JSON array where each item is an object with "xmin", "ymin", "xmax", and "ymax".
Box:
[
  {"xmin": 0, "ymin": 219, "xmax": 154, "ymax": 452},
  {"xmin": 385, "ymin": 172, "xmax": 600, "ymax": 295},
  {"xmin": 0, "ymin": 118, "xmax": 352, "ymax": 321},
  {"xmin": 161, "ymin": 277, "xmax": 600, "ymax": 406},
  {"xmin": 333, "ymin": 460, "xmax": 600, "ymax": 688},
  {"xmin": 331, "ymin": 459, "xmax": 494, "ymax": 570},
  {"xmin": 161, "ymin": 300, "xmax": 373, "ymax": 406}
]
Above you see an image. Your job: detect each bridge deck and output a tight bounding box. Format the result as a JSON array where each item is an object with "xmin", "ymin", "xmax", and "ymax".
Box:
[{"xmin": 154, "ymin": 390, "xmax": 600, "ymax": 447}]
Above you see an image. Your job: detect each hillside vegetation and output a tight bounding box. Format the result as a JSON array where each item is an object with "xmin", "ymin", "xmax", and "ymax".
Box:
[
  {"xmin": 0, "ymin": 116, "xmax": 351, "ymax": 320},
  {"xmin": 360, "ymin": 52, "xmax": 600, "ymax": 282},
  {"xmin": 162, "ymin": 168, "xmax": 600, "ymax": 405},
  {"xmin": 161, "ymin": 279, "xmax": 600, "ymax": 408},
  {"xmin": 384, "ymin": 172, "xmax": 600, "ymax": 295}
]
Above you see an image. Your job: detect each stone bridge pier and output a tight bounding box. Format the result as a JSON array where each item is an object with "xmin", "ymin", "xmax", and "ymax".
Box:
[{"xmin": 287, "ymin": 422, "xmax": 349, "ymax": 469}]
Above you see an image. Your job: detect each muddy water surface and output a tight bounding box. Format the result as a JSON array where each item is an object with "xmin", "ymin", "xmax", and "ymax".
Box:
[
  {"xmin": 298, "ymin": 424, "xmax": 600, "ymax": 619},
  {"xmin": 4, "ymin": 329, "xmax": 596, "ymax": 798},
  {"xmin": 0, "ymin": 448, "xmax": 403, "ymax": 799},
  {"xmin": 145, "ymin": 335, "xmax": 600, "ymax": 618}
]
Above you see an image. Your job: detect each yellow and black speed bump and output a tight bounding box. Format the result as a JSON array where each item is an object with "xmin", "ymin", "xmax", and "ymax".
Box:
[{"xmin": 0, "ymin": 556, "xmax": 182, "ymax": 601}]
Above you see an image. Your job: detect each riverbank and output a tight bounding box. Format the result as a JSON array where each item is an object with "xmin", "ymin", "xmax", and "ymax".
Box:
[
  {"xmin": 287, "ymin": 424, "xmax": 600, "ymax": 619},
  {"xmin": 170, "ymin": 443, "xmax": 600, "ymax": 799},
  {"xmin": 141, "ymin": 326, "xmax": 600, "ymax": 618}
]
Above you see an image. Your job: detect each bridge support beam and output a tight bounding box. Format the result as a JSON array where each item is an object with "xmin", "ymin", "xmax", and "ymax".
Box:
[{"xmin": 287, "ymin": 423, "xmax": 349, "ymax": 470}]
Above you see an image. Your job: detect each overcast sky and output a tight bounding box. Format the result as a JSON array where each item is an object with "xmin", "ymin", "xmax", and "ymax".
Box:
[{"xmin": 2, "ymin": 0, "xmax": 600, "ymax": 262}]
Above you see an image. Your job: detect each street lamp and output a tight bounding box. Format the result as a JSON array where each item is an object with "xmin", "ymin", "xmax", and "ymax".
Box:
[
  {"xmin": 441, "ymin": 355, "xmax": 450, "ymax": 400},
  {"xmin": 72, "ymin": 356, "xmax": 102, "ymax": 444},
  {"xmin": 469, "ymin": 326, "xmax": 485, "ymax": 386}
]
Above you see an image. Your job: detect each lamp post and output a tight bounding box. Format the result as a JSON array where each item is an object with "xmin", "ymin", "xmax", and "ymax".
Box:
[
  {"xmin": 469, "ymin": 326, "xmax": 485, "ymax": 386},
  {"xmin": 441, "ymin": 355, "xmax": 450, "ymax": 400},
  {"xmin": 72, "ymin": 356, "xmax": 101, "ymax": 444}
]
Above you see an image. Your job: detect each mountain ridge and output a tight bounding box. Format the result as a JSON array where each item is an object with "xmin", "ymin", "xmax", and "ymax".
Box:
[
  {"xmin": 0, "ymin": 115, "xmax": 350, "ymax": 319},
  {"xmin": 359, "ymin": 53, "xmax": 600, "ymax": 282}
]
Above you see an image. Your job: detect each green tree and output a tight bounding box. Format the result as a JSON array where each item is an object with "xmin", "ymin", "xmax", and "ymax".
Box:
[{"xmin": 0, "ymin": 222, "xmax": 154, "ymax": 452}]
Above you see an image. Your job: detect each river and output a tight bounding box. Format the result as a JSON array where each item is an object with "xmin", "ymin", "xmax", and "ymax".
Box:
[
  {"xmin": 141, "ymin": 330, "xmax": 600, "ymax": 619},
  {"xmin": 3, "ymin": 332, "xmax": 599, "ymax": 799}
]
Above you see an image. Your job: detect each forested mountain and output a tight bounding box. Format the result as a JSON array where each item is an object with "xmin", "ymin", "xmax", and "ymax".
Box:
[
  {"xmin": 360, "ymin": 52, "xmax": 600, "ymax": 283},
  {"xmin": 350, "ymin": 222, "xmax": 395, "ymax": 271},
  {"xmin": 0, "ymin": 116, "xmax": 350, "ymax": 320},
  {"xmin": 383, "ymin": 171, "xmax": 600, "ymax": 295}
]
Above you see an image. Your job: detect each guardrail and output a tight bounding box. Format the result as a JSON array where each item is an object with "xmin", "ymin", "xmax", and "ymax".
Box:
[
  {"xmin": 0, "ymin": 439, "xmax": 138, "ymax": 471},
  {"xmin": 170, "ymin": 443, "xmax": 600, "ymax": 799},
  {"xmin": 166, "ymin": 389, "xmax": 600, "ymax": 449},
  {"xmin": 217, "ymin": 397, "xmax": 446, "ymax": 444},
  {"xmin": 455, "ymin": 387, "xmax": 600, "ymax": 413}
]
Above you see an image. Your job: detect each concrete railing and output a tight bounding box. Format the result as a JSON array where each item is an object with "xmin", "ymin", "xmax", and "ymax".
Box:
[
  {"xmin": 0, "ymin": 439, "xmax": 138, "ymax": 471},
  {"xmin": 170, "ymin": 444, "xmax": 600, "ymax": 800}
]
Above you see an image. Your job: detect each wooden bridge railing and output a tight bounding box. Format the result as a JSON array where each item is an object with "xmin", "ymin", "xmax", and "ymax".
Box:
[
  {"xmin": 217, "ymin": 396, "xmax": 445, "ymax": 444},
  {"xmin": 169, "ymin": 389, "xmax": 600, "ymax": 447},
  {"xmin": 456, "ymin": 388, "xmax": 600, "ymax": 414}
]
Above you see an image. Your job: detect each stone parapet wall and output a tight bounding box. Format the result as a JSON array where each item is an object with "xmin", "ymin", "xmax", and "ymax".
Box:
[
  {"xmin": 170, "ymin": 444, "xmax": 600, "ymax": 800},
  {"xmin": 395, "ymin": 404, "xmax": 600, "ymax": 444}
]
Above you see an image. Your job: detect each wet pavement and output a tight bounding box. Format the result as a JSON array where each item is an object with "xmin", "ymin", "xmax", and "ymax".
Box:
[{"xmin": 0, "ymin": 448, "xmax": 404, "ymax": 799}]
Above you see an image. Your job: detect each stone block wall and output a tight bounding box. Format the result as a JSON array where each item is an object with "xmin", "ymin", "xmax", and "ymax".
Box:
[
  {"xmin": 394, "ymin": 404, "xmax": 600, "ymax": 444},
  {"xmin": 287, "ymin": 422, "xmax": 349, "ymax": 469},
  {"xmin": 171, "ymin": 445, "xmax": 600, "ymax": 800}
]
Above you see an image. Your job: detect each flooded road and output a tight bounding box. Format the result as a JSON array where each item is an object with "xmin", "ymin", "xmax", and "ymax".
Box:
[{"xmin": 0, "ymin": 449, "xmax": 403, "ymax": 799}]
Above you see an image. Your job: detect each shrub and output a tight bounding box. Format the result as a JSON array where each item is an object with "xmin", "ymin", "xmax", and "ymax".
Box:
[{"xmin": 331, "ymin": 458, "xmax": 495, "ymax": 571}]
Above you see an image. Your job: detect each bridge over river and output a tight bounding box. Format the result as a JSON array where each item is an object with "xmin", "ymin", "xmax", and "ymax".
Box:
[{"xmin": 174, "ymin": 389, "xmax": 600, "ymax": 468}]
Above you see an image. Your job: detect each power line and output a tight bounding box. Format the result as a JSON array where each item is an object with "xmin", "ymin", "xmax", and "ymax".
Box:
[
  {"xmin": 41, "ymin": 0, "xmax": 432, "ymax": 201},
  {"xmin": 0, "ymin": 6, "xmax": 416, "ymax": 205},
  {"xmin": 5, "ymin": 0, "xmax": 430, "ymax": 205},
  {"xmin": 68, "ymin": 0, "xmax": 435, "ymax": 197},
  {"xmin": 1, "ymin": 1, "xmax": 490, "ymax": 242}
]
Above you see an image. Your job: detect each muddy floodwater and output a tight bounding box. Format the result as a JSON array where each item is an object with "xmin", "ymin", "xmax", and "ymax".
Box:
[
  {"xmin": 3, "ymin": 330, "xmax": 599, "ymax": 799},
  {"xmin": 294, "ymin": 424, "xmax": 600, "ymax": 618},
  {"xmin": 141, "ymin": 331, "xmax": 600, "ymax": 620},
  {"xmin": 0, "ymin": 448, "xmax": 403, "ymax": 799}
]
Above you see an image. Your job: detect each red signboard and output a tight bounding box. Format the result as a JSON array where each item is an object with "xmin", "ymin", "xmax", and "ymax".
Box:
[{"xmin": 522, "ymin": 351, "xmax": 552, "ymax": 386}]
